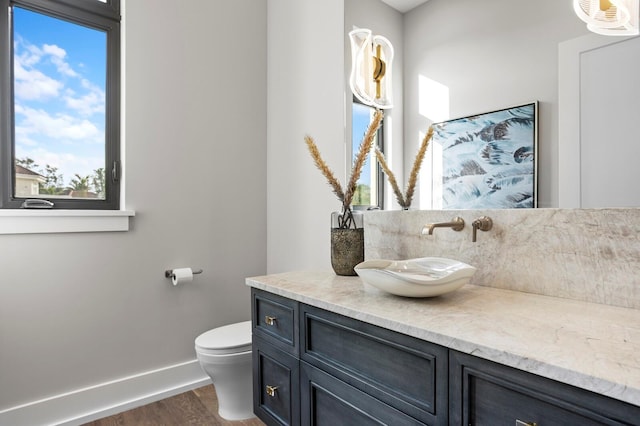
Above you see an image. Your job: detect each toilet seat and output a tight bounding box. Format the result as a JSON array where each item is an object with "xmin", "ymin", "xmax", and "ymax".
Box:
[{"xmin": 195, "ymin": 320, "xmax": 252, "ymax": 355}]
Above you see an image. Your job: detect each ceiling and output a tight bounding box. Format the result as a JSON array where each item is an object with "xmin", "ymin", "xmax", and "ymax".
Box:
[{"xmin": 380, "ymin": 0, "xmax": 430, "ymax": 13}]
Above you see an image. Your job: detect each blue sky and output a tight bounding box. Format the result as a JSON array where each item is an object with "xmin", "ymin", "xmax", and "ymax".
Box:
[{"xmin": 13, "ymin": 6, "xmax": 106, "ymax": 185}]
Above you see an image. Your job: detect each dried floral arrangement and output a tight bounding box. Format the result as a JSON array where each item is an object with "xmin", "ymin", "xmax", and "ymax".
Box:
[
  {"xmin": 375, "ymin": 126, "xmax": 434, "ymax": 209},
  {"xmin": 305, "ymin": 109, "xmax": 384, "ymax": 229}
]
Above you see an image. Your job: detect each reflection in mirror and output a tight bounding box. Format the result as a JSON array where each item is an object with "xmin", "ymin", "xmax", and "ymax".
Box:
[
  {"xmin": 349, "ymin": 0, "xmax": 640, "ymax": 208},
  {"xmin": 351, "ymin": 100, "xmax": 384, "ymax": 209},
  {"xmin": 559, "ymin": 34, "xmax": 640, "ymax": 208}
]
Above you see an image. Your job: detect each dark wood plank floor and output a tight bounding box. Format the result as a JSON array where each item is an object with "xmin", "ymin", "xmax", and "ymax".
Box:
[{"xmin": 82, "ymin": 385, "xmax": 265, "ymax": 426}]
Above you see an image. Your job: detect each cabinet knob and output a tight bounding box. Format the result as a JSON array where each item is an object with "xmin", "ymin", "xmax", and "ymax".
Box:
[
  {"xmin": 516, "ymin": 421, "xmax": 538, "ymax": 426},
  {"xmin": 265, "ymin": 315, "xmax": 277, "ymax": 326},
  {"xmin": 265, "ymin": 385, "xmax": 278, "ymax": 397}
]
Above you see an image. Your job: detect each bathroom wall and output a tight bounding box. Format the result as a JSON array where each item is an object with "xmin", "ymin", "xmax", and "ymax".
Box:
[
  {"xmin": 0, "ymin": 0, "xmax": 267, "ymax": 424},
  {"xmin": 266, "ymin": 0, "xmax": 346, "ymax": 274},
  {"xmin": 365, "ymin": 209, "xmax": 640, "ymax": 310}
]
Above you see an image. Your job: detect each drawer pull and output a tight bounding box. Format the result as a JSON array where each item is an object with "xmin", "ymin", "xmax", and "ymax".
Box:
[
  {"xmin": 265, "ymin": 315, "xmax": 277, "ymax": 326},
  {"xmin": 516, "ymin": 421, "xmax": 537, "ymax": 426},
  {"xmin": 265, "ymin": 385, "xmax": 279, "ymax": 397}
]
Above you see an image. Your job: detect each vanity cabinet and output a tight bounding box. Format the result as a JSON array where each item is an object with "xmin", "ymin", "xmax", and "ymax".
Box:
[
  {"xmin": 251, "ymin": 289, "xmax": 447, "ymax": 425},
  {"xmin": 251, "ymin": 288, "xmax": 640, "ymax": 426}
]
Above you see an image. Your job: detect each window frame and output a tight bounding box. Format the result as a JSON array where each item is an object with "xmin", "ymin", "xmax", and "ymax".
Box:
[
  {"xmin": 351, "ymin": 96, "xmax": 385, "ymax": 211},
  {"xmin": 0, "ymin": 0, "xmax": 121, "ymax": 210}
]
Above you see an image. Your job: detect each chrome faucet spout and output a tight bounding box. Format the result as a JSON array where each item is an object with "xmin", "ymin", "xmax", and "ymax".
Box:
[{"xmin": 421, "ymin": 217, "xmax": 465, "ymax": 235}]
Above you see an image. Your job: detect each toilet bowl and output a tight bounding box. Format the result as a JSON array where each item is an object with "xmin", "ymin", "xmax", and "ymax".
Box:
[{"xmin": 195, "ymin": 320, "xmax": 254, "ymax": 420}]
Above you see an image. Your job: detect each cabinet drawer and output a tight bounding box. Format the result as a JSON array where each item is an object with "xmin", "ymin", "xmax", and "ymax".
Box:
[
  {"xmin": 252, "ymin": 289, "xmax": 298, "ymax": 354},
  {"xmin": 301, "ymin": 362, "xmax": 424, "ymax": 426},
  {"xmin": 253, "ymin": 336, "xmax": 300, "ymax": 426},
  {"xmin": 300, "ymin": 304, "xmax": 448, "ymax": 425},
  {"xmin": 450, "ymin": 351, "xmax": 640, "ymax": 426}
]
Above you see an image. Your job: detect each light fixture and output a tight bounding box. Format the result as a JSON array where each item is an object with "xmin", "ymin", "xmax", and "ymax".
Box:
[
  {"xmin": 349, "ymin": 28, "xmax": 394, "ymax": 109},
  {"xmin": 573, "ymin": 0, "xmax": 639, "ymax": 36}
]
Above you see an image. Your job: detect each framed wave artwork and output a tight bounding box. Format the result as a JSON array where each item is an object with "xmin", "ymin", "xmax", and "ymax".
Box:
[{"xmin": 431, "ymin": 102, "xmax": 538, "ymax": 209}]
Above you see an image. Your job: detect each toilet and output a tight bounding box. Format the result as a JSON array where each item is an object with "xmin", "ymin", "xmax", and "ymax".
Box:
[{"xmin": 195, "ymin": 320, "xmax": 254, "ymax": 420}]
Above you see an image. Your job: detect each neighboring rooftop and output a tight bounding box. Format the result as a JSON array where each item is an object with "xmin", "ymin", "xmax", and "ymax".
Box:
[{"xmin": 15, "ymin": 164, "xmax": 44, "ymax": 177}]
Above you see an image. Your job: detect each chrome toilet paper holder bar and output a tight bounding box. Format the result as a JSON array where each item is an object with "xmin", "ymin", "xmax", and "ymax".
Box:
[{"xmin": 164, "ymin": 268, "xmax": 203, "ymax": 279}]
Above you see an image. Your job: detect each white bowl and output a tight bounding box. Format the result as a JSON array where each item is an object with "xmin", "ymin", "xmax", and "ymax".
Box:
[{"xmin": 354, "ymin": 257, "xmax": 476, "ymax": 297}]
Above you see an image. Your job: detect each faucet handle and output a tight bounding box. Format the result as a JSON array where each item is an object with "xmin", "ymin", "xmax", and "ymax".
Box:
[{"xmin": 472, "ymin": 216, "xmax": 493, "ymax": 242}]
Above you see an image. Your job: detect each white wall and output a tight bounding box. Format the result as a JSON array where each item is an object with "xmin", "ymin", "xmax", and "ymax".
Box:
[
  {"xmin": 0, "ymin": 0, "xmax": 267, "ymax": 423},
  {"xmin": 404, "ymin": 0, "xmax": 588, "ymax": 208},
  {"xmin": 266, "ymin": 0, "xmax": 345, "ymax": 273}
]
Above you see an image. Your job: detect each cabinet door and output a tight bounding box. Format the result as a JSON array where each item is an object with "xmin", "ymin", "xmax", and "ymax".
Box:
[
  {"xmin": 449, "ymin": 351, "xmax": 640, "ymax": 426},
  {"xmin": 301, "ymin": 362, "xmax": 425, "ymax": 426},
  {"xmin": 300, "ymin": 304, "xmax": 448, "ymax": 425},
  {"xmin": 253, "ymin": 336, "xmax": 300, "ymax": 426}
]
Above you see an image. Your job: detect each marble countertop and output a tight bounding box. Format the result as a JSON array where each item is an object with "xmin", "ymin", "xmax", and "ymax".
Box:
[{"xmin": 246, "ymin": 271, "xmax": 640, "ymax": 407}]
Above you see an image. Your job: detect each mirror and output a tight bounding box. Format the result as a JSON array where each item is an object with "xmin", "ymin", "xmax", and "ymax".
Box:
[{"xmin": 345, "ymin": 0, "xmax": 640, "ymax": 209}]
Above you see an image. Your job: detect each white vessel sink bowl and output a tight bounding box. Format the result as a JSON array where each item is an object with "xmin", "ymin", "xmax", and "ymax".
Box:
[{"xmin": 354, "ymin": 257, "xmax": 476, "ymax": 298}]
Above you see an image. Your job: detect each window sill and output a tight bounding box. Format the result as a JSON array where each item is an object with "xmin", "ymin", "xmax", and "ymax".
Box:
[{"xmin": 0, "ymin": 209, "xmax": 135, "ymax": 235}]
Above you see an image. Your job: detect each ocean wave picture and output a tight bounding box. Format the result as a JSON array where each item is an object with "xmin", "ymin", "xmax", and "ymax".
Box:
[{"xmin": 433, "ymin": 103, "xmax": 537, "ymax": 209}]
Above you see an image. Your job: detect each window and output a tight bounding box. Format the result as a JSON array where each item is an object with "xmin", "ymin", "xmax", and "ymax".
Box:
[
  {"xmin": 0, "ymin": 0, "xmax": 120, "ymax": 209},
  {"xmin": 351, "ymin": 99, "xmax": 384, "ymax": 210}
]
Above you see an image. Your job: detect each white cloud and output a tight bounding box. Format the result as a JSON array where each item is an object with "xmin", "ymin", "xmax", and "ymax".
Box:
[
  {"xmin": 18, "ymin": 43, "xmax": 43, "ymax": 67},
  {"xmin": 15, "ymin": 105, "xmax": 103, "ymax": 143},
  {"xmin": 64, "ymin": 79, "xmax": 105, "ymax": 116},
  {"xmin": 14, "ymin": 57, "xmax": 62, "ymax": 100},
  {"xmin": 13, "ymin": 110, "xmax": 39, "ymax": 147},
  {"xmin": 42, "ymin": 44, "xmax": 65, "ymax": 58},
  {"xmin": 43, "ymin": 43, "xmax": 79, "ymax": 77}
]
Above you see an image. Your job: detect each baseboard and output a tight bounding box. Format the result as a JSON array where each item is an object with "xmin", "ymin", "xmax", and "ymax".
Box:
[{"xmin": 0, "ymin": 359, "xmax": 211, "ymax": 426}]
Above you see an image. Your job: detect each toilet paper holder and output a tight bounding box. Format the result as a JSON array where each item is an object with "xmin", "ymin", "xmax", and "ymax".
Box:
[{"xmin": 164, "ymin": 268, "xmax": 203, "ymax": 279}]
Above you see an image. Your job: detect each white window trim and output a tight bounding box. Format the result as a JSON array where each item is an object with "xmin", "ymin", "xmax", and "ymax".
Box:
[{"xmin": 0, "ymin": 209, "xmax": 135, "ymax": 234}]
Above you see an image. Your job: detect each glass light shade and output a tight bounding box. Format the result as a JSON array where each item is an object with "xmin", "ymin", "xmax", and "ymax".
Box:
[
  {"xmin": 573, "ymin": 0, "xmax": 639, "ymax": 35},
  {"xmin": 349, "ymin": 28, "xmax": 394, "ymax": 109}
]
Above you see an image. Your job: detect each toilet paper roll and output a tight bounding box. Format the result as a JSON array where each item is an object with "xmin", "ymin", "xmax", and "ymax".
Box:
[{"xmin": 171, "ymin": 268, "xmax": 193, "ymax": 286}]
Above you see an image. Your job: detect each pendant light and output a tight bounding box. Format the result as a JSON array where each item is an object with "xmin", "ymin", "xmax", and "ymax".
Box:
[{"xmin": 573, "ymin": 0, "xmax": 639, "ymax": 36}]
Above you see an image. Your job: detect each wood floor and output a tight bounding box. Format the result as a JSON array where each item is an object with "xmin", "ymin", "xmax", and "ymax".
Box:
[{"xmin": 82, "ymin": 385, "xmax": 265, "ymax": 426}]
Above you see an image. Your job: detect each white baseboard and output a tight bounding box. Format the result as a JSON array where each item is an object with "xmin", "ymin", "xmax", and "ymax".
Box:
[{"xmin": 0, "ymin": 359, "xmax": 211, "ymax": 426}]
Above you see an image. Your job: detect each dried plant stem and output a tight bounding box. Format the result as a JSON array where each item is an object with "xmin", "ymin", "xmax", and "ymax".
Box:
[
  {"xmin": 304, "ymin": 135, "xmax": 345, "ymax": 202},
  {"xmin": 374, "ymin": 147, "xmax": 406, "ymax": 208},
  {"xmin": 403, "ymin": 126, "xmax": 433, "ymax": 208},
  {"xmin": 343, "ymin": 109, "xmax": 384, "ymax": 208},
  {"xmin": 375, "ymin": 125, "xmax": 434, "ymax": 209}
]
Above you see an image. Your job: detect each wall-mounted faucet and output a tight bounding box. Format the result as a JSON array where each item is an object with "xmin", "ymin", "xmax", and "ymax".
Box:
[
  {"xmin": 472, "ymin": 216, "xmax": 493, "ymax": 242},
  {"xmin": 421, "ymin": 217, "xmax": 465, "ymax": 235}
]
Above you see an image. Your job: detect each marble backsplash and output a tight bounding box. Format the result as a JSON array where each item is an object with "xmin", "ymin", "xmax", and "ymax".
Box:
[{"xmin": 364, "ymin": 208, "xmax": 640, "ymax": 310}]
